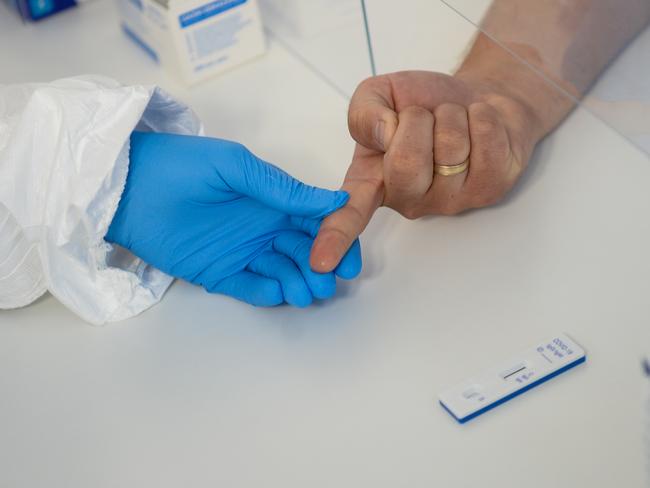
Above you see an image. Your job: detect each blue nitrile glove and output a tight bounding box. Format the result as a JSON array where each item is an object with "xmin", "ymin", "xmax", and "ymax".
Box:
[{"xmin": 105, "ymin": 131, "xmax": 362, "ymax": 307}]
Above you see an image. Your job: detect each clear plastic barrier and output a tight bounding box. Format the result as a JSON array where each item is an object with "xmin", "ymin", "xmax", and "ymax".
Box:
[
  {"xmin": 410, "ymin": 0, "xmax": 650, "ymax": 155},
  {"xmin": 258, "ymin": 0, "xmax": 374, "ymax": 98},
  {"xmin": 261, "ymin": 0, "xmax": 650, "ymax": 156},
  {"xmin": 362, "ymin": 0, "xmax": 480, "ymax": 75}
]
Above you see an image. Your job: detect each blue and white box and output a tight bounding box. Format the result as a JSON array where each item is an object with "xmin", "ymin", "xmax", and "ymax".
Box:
[
  {"xmin": 4, "ymin": 0, "xmax": 77, "ymax": 21},
  {"xmin": 117, "ymin": 0, "xmax": 266, "ymax": 84}
]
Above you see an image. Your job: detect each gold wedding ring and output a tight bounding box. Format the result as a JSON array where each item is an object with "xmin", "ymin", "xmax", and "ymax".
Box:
[{"xmin": 434, "ymin": 159, "xmax": 469, "ymax": 177}]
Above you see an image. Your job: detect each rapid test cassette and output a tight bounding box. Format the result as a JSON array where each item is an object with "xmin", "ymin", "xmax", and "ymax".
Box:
[{"xmin": 439, "ymin": 334, "xmax": 586, "ymax": 423}]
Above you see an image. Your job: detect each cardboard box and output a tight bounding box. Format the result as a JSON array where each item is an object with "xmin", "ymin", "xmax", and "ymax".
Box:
[{"xmin": 117, "ymin": 0, "xmax": 267, "ymax": 85}]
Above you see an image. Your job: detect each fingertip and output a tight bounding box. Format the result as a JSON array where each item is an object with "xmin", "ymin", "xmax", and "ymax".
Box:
[
  {"xmin": 335, "ymin": 239, "xmax": 362, "ymax": 280},
  {"xmin": 284, "ymin": 285, "xmax": 313, "ymax": 308},
  {"xmin": 253, "ymin": 280, "xmax": 284, "ymax": 307},
  {"xmin": 309, "ymin": 236, "xmax": 343, "ymax": 274},
  {"xmin": 311, "ymin": 273, "xmax": 337, "ymax": 300}
]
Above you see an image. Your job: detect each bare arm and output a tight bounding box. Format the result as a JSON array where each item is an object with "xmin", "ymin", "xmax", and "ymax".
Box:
[
  {"xmin": 310, "ymin": 0, "xmax": 650, "ymax": 272},
  {"xmin": 457, "ymin": 0, "xmax": 650, "ymax": 136}
]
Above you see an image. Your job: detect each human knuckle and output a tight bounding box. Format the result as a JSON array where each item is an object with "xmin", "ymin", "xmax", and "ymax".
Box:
[
  {"xmin": 400, "ymin": 206, "xmax": 423, "ymax": 220},
  {"xmin": 384, "ymin": 196, "xmax": 416, "ymax": 219},
  {"xmin": 474, "ymin": 170, "xmax": 502, "ymax": 192},
  {"xmin": 472, "ymin": 117, "xmax": 499, "ymax": 136},
  {"xmin": 385, "ymin": 177, "xmax": 413, "ymax": 201},
  {"xmin": 386, "ymin": 171, "xmax": 423, "ymax": 196},
  {"xmin": 351, "ymin": 77, "xmax": 376, "ymax": 106},
  {"xmin": 364, "ymin": 176, "xmax": 384, "ymax": 194},
  {"xmin": 388, "ymin": 145, "xmax": 425, "ymax": 170},
  {"xmin": 487, "ymin": 192, "xmax": 505, "ymax": 207},
  {"xmin": 435, "ymin": 102, "xmax": 466, "ymax": 118},
  {"xmin": 438, "ymin": 201, "xmax": 464, "ymax": 216},
  {"xmin": 436, "ymin": 129, "xmax": 469, "ymax": 158},
  {"xmin": 357, "ymin": 75, "xmax": 378, "ymax": 91},
  {"xmin": 402, "ymin": 105, "xmax": 432, "ymax": 120},
  {"xmin": 343, "ymin": 205, "xmax": 367, "ymax": 233},
  {"xmin": 480, "ymin": 154, "xmax": 510, "ymax": 180},
  {"xmin": 468, "ymin": 101, "xmax": 491, "ymax": 114},
  {"xmin": 490, "ymin": 134, "xmax": 511, "ymax": 157},
  {"xmin": 469, "ymin": 104, "xmax": 499, "ymax": 132},
  {"xmin": 473, "ymin": 187, "xmax": 504, "ymax": 208},
  {"xmin": 348, "ymin": 107, "xmax": 372, "ymax": 136}
]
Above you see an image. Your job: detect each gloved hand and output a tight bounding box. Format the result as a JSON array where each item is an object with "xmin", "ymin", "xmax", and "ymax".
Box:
[{"xmin": 105, "ymin": 131, "xmax": 362, "ymax": 308}]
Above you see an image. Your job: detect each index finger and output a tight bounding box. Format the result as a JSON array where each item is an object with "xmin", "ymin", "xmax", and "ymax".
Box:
[{"xmin": 309, "ymin": 144, "xmax": 385, "ymax": 273}]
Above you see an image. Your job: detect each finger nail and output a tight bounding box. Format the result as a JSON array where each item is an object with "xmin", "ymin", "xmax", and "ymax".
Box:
[{"xmin": 374, "ymin": 120, "xmax": 386, "ymax": 150}]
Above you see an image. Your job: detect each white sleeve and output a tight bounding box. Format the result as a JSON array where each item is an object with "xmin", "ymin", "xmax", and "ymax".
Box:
[{"xmin": 0, "ymin": 76, "xmax": 203, "ymax": 325}]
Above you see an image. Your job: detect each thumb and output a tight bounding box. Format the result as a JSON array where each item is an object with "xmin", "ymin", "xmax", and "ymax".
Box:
[
  {"xmin": 348, "ymin": 76, "xmax": 399, "ymax": 152},
  {"xmin": 233, "ymin": 148, "xmax": 349, "ymax": 218}
]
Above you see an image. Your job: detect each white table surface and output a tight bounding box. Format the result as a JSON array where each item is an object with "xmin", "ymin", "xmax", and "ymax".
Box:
[{"xmin": 1, "ymin": 2, "xmax": 649, "ymax": 487}]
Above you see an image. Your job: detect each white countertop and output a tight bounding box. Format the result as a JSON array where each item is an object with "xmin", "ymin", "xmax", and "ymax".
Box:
[{"xmin": 1, "ymin": 2, "xmax": 649, "ymax": 487}]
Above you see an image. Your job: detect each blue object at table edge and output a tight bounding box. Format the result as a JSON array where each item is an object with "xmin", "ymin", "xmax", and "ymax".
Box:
[{"xmin": 9, "ymin": 0, "xmax": 77, "ymax": 21}]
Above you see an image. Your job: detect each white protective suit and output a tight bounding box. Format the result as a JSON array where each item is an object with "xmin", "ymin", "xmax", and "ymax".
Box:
[{"xmin": 0, "ymin": 76, "xmax": 202, "ymax": 324}]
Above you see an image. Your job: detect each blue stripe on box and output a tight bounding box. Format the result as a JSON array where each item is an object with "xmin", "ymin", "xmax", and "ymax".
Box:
[
  {"xmin": 122, "ymin": 24, "xmax": 159, "ymax": 62},
  {"xmin": 178, "ymin": 0, "xmax": 246, "ymax": 29}
]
